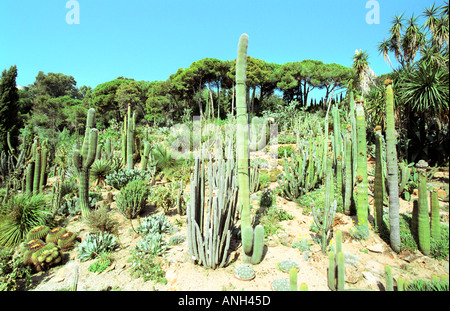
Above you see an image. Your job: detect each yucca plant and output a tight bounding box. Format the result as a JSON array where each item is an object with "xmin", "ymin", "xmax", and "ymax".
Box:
[
  {"xmin": 0, "ymin": 194, "xmax": 52, "ymax": 247},
  {"xmin": 151, "ymin": 144, "xmax": 176, "ymax": 172},
  {"xmin": 90, "ymin": 158, "xmax": 112, "ymax": 187}
]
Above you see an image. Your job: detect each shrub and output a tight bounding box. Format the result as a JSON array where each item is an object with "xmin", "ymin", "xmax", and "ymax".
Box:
[
  {"xmin": 278, "ymin": 145, "xmax": 295, "ymax": 159},
  {"xmin": 88, "ymin": 252, "xmax": 112, "ymax": 273},
  {"xmin": 259, "ymin": 189, "xmax": 274, "ymax": 208},
  {"xmin": 105, "ymin": 169, "xmax": 150, "ymax": 190},
  {"xmin": 0, "ymin": 247, "xmax": 32, "ymax": 291},
  {"xmin": 149, "ymin": 183, "xmax": 178, "ymax": 213},
  {"xmin": 77, "ymin": 232, "xmax": 118, "ymax": 261},
  {"xmin": 128, "ymin": 251, "xmax": 166, "ymax": 284},
  {"xmin": 116, "ymin": 179, "xmax": 149, "ymax": 219},
  {"xmin": 0, "ymin": 194, "xmax": 52, "ymax": 247}
]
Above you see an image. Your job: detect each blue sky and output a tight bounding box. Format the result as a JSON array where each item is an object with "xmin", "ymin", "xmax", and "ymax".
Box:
[{"xmin": 0, "ymin": 0, "xmax": 445, "ymax": 96}]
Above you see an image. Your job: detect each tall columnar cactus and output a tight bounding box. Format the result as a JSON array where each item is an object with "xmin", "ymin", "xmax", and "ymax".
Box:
[
  {"xmin": 384, "ymin": 79, "xmax": 401, "ymax": 253},
  {"xmin": 73, "ymin": 108, "xmax": 98, "ymax": 218},
  {"xmin": 187, "ymin": 142, "xmax": 238, "ymax": 269},
  {"xmin": 355, "ymin": 100, "xmax": 369, "ymax": 233},
  {"xmin": 343, "ymin": 125, "xmax": 352, "ymax": 215},
  {"xmin": 312, "ymin": 153, "xmax": 337, "ymax": 253},
  {"xmin": 141, "ymin": 140, "xmax": 151, "ymax": 170},
  {"xmin": 33, "ymin": 145, "xmax": 41, "ymax": 195},
  {"xmin": 39, "ymin": 142, "xmax": 48, "ymax": 192},
  {"xmin": 25, "ymin": 161, "xmax": 33, "ymax": 196},
  {"xmin": 416, "ymin": 160, "xmax": 430, "ymax": 256},
  {"xmin": 385, "ymin": 264, "xmax": 394, "ymax": 291},
  {"xmin": 328, "ymin": 230, "xmax": 344, "ymax": 291},
  {"xmin": 236, "ymin": 33, "xmax": 264, "ymax": 265},
  {"xmin": 332, "ymin": 103, "xmax": 343, "ymax": 193},
  {"xmin": 374, "ymin": 125, "xmax": 384, "ymax": 230},
  {"xmin": 430, "ymin": 189, "xmax": 441, "ymax": 240},
  {"xmin": 126, "ymin": 104, "xmax": 135, "ymax": 169}
]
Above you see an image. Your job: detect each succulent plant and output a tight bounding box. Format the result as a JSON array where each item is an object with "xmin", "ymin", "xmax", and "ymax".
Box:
[
  {"xmin": 271, "ymin": 278, "xmax": 291, "ymax": 291},
  {"xmin": 77, "ymin": 232, "xmax": 118, "ymax": 261},
  {"xmin": 57, "ymin": 231, "xmax": 77, "ymax": 250},
  {"xmin": 30, "ymin": 242, "xmax": 63, "ymax": 271},
  {"xmin": 234, "ymin": 264, "xmax": 256, "ymax": 281},
  {"xmin": 26, "ymin": 225, "xmax": 50, "ymax": 241},
  {"xmin": 278, "ymin": 259, "xmax": 299, "ymax": 273},
  {"xmin": 46, "ymin": 227, "xmax": 67, "ymax": 244}
]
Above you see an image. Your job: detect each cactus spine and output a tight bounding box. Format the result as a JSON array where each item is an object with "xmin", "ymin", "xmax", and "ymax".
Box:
[
  {"xmin": 328, "ymin": 230, "xmax": 345, "ymax": 291},
  {"xmin": 236, "ymin": 34, "xmax": 265, "ymax": 265},
  {"xmin": 416, "ymin": 160, "xmax": 430, "ymax": 256},
  {"xmin": 73, "ymin": 108, "xmax": 98, "ymax": 218},
  {"xmin": 384, "ymin": 79, "xmax": 401, "ymax": 253}
]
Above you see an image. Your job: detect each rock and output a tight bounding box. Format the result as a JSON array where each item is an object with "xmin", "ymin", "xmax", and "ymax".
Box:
[
  {"xmin": 362, "ymin": 271, "xmax": 378, "ymax": 285},
  {"xmin": 367, "ymin": 243, "xmax": 384, "ymax": 253}
]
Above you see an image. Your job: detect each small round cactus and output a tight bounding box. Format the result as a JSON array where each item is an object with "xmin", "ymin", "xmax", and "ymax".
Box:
[
  {"xmin": 26, "ymin": 225, "xmax": 50, "ymax": 241},
  {"xmin": 278, "ymin": 259, "xmax": 299, "ymax": 273},
  {"xmin": 271, "ymin": 278, "xmax": 291, "ymax": 291},
  {"xmin": 46, "ymin": 227, "xmax": 67, "ymax": 244},
  {"xmin": 58, "ymin": 231, "xmax": 77, "ymax": 250},
  {"xmin": 234, "ymin": 264, "xmax": 256, "ymax": 281}
]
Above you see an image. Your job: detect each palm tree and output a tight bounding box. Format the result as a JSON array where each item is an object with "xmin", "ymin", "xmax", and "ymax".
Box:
[{"xmin": 352, "ymin": 49, "xmax": 375, "ymax": 96}]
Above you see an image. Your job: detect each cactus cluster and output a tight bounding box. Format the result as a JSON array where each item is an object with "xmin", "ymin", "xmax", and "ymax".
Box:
[
  {"xmin": 20, "ymin": 225, "xmax": 76, "ymax": 271},
  {"xmin": 187, "ymin": 141, "xmax": 238, "ymax": 269},
  {"xmin": 328, "ymin": 230, "xmax": 345, "ymax": 291}
]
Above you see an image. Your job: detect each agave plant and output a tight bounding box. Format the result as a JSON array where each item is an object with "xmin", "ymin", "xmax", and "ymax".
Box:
[
  {"xmin": 90, "ymin": 159, "xmax": 112, "ymax": 187},
  {"xmin": 0, "ymin": 194, "xmax": 52, "ymax": 247}
]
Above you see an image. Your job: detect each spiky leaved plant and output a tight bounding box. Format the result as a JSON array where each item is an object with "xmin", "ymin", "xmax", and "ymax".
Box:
[
  {"xmin": 73, "ymin": 108, "xmax": 98, "ymax": 218},
  {"xmin": 236, "ymin": 33, "xmax": 264, "ymax": 265},
  {"xmin": 384, "ymin": 79, "xmax": 401, "ymax": 253}
]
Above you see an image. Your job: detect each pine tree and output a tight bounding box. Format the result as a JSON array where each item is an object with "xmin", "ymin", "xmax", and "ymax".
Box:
[{"xmin": 0, "ymin": 65, "xmax": 20, "ymax": 152}]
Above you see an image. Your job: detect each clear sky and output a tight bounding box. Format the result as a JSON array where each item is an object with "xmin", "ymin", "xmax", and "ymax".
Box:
[{"xmin": 0, "ymin": 0, "xmax": 445, "ymax": 93}]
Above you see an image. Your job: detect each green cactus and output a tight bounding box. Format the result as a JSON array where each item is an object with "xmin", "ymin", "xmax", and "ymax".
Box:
[
  {"xmin": 21, "ymin": 239, "xmax": 45, "ymax": 265},
  {"xmin": 312, "ymin": 153, "xmax": 336, "ymax": 253},
  {"xmin": 73, "ymin": 108, "xmax": 98, "ymax": 218},
  {"xmin": 141, "ymin": 140, "xmax": 151, "ymax": 170},
  {"xmin": 289, "ymin": 267, "xmax": 298, "ymax": 291},
  {"xmin": 187, "ymin": 141, "xmax": 238, "ymax": 269},
  {"xmin": 31, "ymin": 242, "xmax": 63, "ymax": 271},
  {"xmin": 430, "ymin": 189, "xmax": 441, "ymax": 240},
  {"xmin": 126, "ymin": 104, "xmax": 135, "ymax": 169},
  {"xmin": 343, "ymin": 125, "xmax": 352, "ymax": 215},
  {"xmin": 328, "ymin": 250, "xmax": 345, "ymax": 291},
  {"xmin": 25, "ymin": 161, "xmax": 33, "ymax": 196},
  {"xmin": 355, "ymin": 100, "xmax": 369, "ymax": 233},
  {"xmin": 57, "ymin": 231, "xmax": 77, "ymax": 250},
  {"xmin": 416, "ymin": 160, "xmax": 430, "ymax": 256},
  {"xmin": 374, "ymin": 125, "xmax": 384, "ymax": 230},
  {"xmin": 26, "ymin": 225, "xmax": 50, "ymax": 241},
  {"xmin": 46, "ymin": 227, "xmax": 67, "ymax": 244},
  {"xmin": 384, "ymin": 79, "xmax": 401, "ymax": 253},
  {"xmin": 33, "ymin": 146, "xmax": 41, "ymax": 195},
  {"xmin": 235, "ymin": 33, "xmax": 265, "ymax": 265},
  {"xmin": 385, "ymin": 264, "xmax": 394, "ymax": 291}
]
